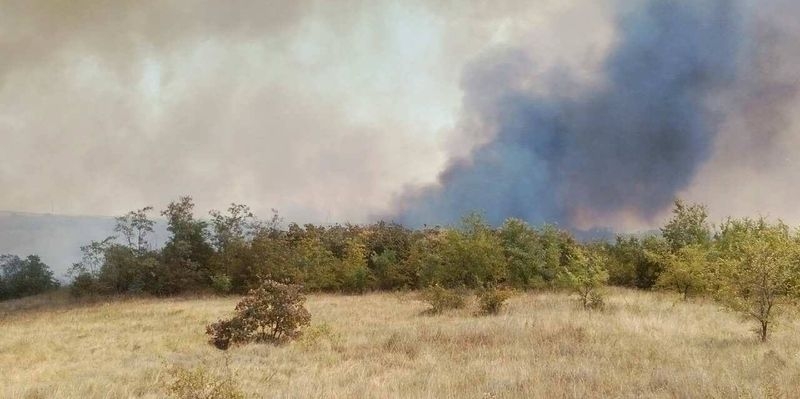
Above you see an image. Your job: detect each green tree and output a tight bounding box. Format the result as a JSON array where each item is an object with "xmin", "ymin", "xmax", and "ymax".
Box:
[
  {"xmin": 432, "ymin": 213, "xmax": 507, "ymax": 288},
  {"xmin": 292, "ymin": 236, "xmax": 339, "ymax": 291},
  {"xmin": 97, "ymin": 207, "xmax": 161, "ymax": 294},
  {"xmin": 607, "ymin": 235, "xmax": 669, "ymax": 289},
  {"xmin": 655, "ymin": 244, "xmax": 710, "ymax": 300},
  {"xmin": 231, "ymin": 231, "xmax": 294, "ymax": 292},
  {"xmin": 713, "ymin": 218, "xmax": 800, "ymax": 342},
  {"xmin": 69, "ymin": 237, "xmax": 115, "ymax": 296},
  {"xmin": 159, "ymin": 196, "xmax": 214, "ymax": 294},
  {"xmin": 209, "ymin": 203, "xmax": 258, "ymax": 252},
  {"xmin": 364, "ymin": 221, "xmax": 413, "ymax": 289},
  {"xmin": 114, "ymin": 206, "xmax": 155, "ymax": 253},
  {"xmin": 536, "ymin": 224, "xmax": 576, "ymax": 286},
  {"xmin": 661, "ymin": 199, "xmax": 711, "ymax": 252},
  {"xmin": 499, "ymin": 218, "xmax": 547, "ymax": 289},
  {"xmin": 337, "ymin": 237, "xmax": 371, "ymax": 293},
  {"xmin": 208, "ymin": 203, "xmax": 261, "ymax": 293},
  {"xmin": 0, "ymin": 254, "xmax": 59, "ymax": 300},
  {"xmin": 562, "ymin": 246, "xmax": 609, "ymax": 310}
]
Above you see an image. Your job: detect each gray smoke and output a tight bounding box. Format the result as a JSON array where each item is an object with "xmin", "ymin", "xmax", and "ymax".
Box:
[{"xmin": 392, "ymin": 0, "xmax": 799, "ymax": 229}]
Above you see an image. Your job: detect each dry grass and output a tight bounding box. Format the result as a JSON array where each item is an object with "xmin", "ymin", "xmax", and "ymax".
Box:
[{"xmin": 1, "ymin": 288, "xmax": 799, "ymax": 398}]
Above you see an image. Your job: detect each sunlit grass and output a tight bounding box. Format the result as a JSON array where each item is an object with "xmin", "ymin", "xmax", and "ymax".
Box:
[{"xmin": 1, "ymin": 288, "xmax": 799, "ymax": 398}]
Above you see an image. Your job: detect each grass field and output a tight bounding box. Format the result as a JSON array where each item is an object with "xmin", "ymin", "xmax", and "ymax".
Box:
[{"xmin": 1, "ymin": 289, "xmax": 799, "ymax": 398}]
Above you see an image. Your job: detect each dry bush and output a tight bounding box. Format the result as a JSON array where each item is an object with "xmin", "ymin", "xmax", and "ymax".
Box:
[
  {"xmin": 477, "ymin": 287, "xmax": 513, "ymax": 315},
  {"xmin": 420, "ymin": 285, "xmax": 466, "ymax": 314},
  {"xmin": 297, "ymin": 322, "xmax": 344, "ymax": 352},
  {"xmin": 165, "ymin": 364, "xmax": 244, "ymax": 399},
  {"xmin": 585, "ymin": 291, "xmax": 605, "ymax": 310},
  {"xmin": 206, "ymin": 280, "xmax": 311, "ymax": 349}
]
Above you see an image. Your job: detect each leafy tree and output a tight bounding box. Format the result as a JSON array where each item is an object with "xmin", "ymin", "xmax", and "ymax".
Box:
[
  {"xmin": 562, "ymin": 246, "xmax": 609, "ymax": 310},
  {"xmin": 606, "ymin": 236, "xmax": 641, "ymax": 287},
  {"xmin": 607, "ymin": 235, "xmax": 668, "ymax": 289},
  {"xmin": 397, "ymin": 230, "xmax": 445, "ymax": 289},
  {"xmin": 655, "ymin": 244, "xmax": 710, "ymax": 300},
  {"xmin": 536, "ymin": 224, "xmax": 573, "ymax": 285},
  {"xmin": 292, "ymin": 236, "xmax": 339, "ymax": 291},
  {"xmin": 114, "ymin": 206, "xmax": 155, "ymax": 253},
  {"xmin": 70, "ymin": 237, "xmax": 115, "ymax": 278},
  {"xmin": 499, "ymin": 218, "xmax": 547, "ymax": 289},
  {"xmin": 661, "ymin": 199, "xmax": 711, "ymax": 252},
  {"xmin": 370, "ymin": 248, "xmax": 418, "ymax": 290},
  {"xmin": 159, "ymin": 196, "xmax": 214, "ymax": 294},
  {"xmin": 98, "ymin": 244, "xmax": 160, "ymax": 294},
  {"xmin": 227, "ymin": 231, "xmax": 289, "ymax": 292},
  {"xmin": 209, "ymin": 203, "xmax": 258, "ymax": 252},
  {"xmin": 68, "ymin": 237, "xmax": 115, "ymax": 296},
  {"xmin": 97, "ymin": 208, "xmax": 162, "ymax": 294},
  {"xmin": 0, "ymin": 254, "xmax": 59, "ymax": 300},
  {"xmin": 433, "ymin": 213, "xmax": 507, "ymax": 288},
  {"xmin": 208, "ymin": 203, "xmax": 261, "ymax": 292},
  {"xmin": 71, "ymin": 208, "xmax": 164, "ymax": 296},
  {"xmin": 364, "ymin": 221, "xmax": 413, "ymax": 289},
  {"xmin": 337, "ymin": 237, "xmax": 371, "ymax": 293},
  {"xmin": 712, "ymin": 218, "xmax": 800, "ymax": 342}
]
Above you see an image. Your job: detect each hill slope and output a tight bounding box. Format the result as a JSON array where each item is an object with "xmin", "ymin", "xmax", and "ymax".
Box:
[{"xmin": 1, "ymin": 289, "xmax": 798, "ymax": 398}]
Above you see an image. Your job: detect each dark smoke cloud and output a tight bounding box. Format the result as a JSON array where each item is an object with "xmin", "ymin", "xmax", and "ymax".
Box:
[{"xmin": 392, "ymin": 0, "xmax": 796, "ymax": 229}]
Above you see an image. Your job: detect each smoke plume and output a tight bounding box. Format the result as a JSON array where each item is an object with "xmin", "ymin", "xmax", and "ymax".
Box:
[{"xmin": 392, "ymin": 0, "xmax": 800, "ymax": 230}]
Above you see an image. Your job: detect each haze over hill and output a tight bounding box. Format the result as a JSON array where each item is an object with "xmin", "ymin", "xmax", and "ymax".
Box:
[{"xmin": 0, "ymin": 211, "xmax": 167, "ymax": 279}]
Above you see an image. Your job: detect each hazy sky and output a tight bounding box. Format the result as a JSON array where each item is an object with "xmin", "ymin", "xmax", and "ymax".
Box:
[{"xmin": 1, "ymin": 0, "xmax": 798, "ymax": 230}]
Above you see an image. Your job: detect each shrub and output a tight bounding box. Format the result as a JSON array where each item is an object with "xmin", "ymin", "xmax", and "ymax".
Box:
[
  {"xmin": 713, "ymin": 218, "xmax": 800, "ymax": 342},
  {"xmin": 206, "ymin": 280, "xmax": 311, "ymax": 349},
  {"xmin": 655, "ymin": 245, "xmax": 709, "ymax": 300},
  {"xmin": 421, "ymin": 285, "xmax": 466, "ymax": 314},
  {"xmin": 585, "ymin": 290, "xmax": 605, "ymax": 310},
  {"xmin": 298, "ymin": 322, "xmax": 344, "ymax": 352},
  {"xmin": 477, "ymin": 287, "xmax": 513, "ymax": 315},
  {"xmin": 69, "ymin": 272, "xmax": 103, "ymax": 298},
  {"xmin": 562, "ymin": 247, "xmax": 609, "ymax": 311},
  {"xmin": 210, "ymin": 274, "xmax": 233, "ymax": 294},
  {"xmin": 166, "ymin": 364, "xmax": 244, "ymax": 399}
]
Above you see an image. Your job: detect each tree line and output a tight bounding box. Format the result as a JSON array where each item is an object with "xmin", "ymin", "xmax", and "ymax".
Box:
[
  {"xmin": 3, "ymin": 196, "xmax": 799, "ymax": 341},
  {"xmin": 66, "ymin": 197, "xmax": 587, "ymax": 296}
]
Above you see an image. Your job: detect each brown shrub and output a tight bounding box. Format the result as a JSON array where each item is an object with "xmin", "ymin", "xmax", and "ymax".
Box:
[
  {"xmin": 477, "ymin": 287, "xmax": 513, "ymax": 315},
  {"xmin": 206, "ymin": 280, "xmax": 311, "ymax": 349}
]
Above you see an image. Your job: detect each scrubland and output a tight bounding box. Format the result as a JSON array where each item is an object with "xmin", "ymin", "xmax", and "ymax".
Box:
[{"xmin": 1, "ymin": 289, "xmax": 799, "ymax": 399}]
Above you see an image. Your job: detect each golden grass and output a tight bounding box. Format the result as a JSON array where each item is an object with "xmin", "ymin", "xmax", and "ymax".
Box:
[{"xmin": 1, "ymin": 288, "xmax": 799, "ymax": 398}]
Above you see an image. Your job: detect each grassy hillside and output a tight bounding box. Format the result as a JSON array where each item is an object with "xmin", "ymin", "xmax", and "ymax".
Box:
[{"xmin": 1, "ymin": 289, "xmax": 799, "ymax": 398}]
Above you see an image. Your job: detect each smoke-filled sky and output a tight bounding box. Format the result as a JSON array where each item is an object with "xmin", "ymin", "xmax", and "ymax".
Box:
[{"xmin": 1, "ymin": 0, "xmax": 799, "ymax": 231}]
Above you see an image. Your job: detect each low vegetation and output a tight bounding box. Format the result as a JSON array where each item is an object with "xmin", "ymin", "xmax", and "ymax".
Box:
[
  {"xmin": 206, "ymin": 280, "xmax": 311, "ymax": 349},
  {"xmin": 166, "ymin": 363, "xmax": 244, "ymax": 399},
  {"xmin": 0, "ymin": 254, "xmax": 59, "ymax": 300},
  {"xmin": 3, "ymin": 196, "xmax": 800, "ymax": 397},
  {"xmin": 2, "ymin": 290, "xmax": 800, "ymax": 398},
  {"xmin": 476, "ymin": 286, "xmax": 513, "ymax": 315},
  {"xmin": 421, "ymin": 285, "xmax": 466, "ymax": 314}
]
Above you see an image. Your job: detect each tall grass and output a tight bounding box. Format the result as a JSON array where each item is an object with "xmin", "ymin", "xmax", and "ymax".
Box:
[{"xmin": 1, "ymin": 289, "xmax": 799, "ymax": 398}]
